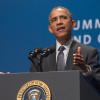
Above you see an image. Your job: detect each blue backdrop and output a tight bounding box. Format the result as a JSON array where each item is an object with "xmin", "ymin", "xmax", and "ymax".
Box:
[{"xmin": 0, "ymin": 0, "xmax": 100, "ymax": 73}]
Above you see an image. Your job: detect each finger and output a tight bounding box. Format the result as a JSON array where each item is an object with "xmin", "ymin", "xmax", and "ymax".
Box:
[
  {"xmin": 7, "ymin": 72, "xmax": 10, "ymax": 74},
  {"xmin": 73, "ymin": 59, "xmax": 85, "ymax": 64},
  {"xmin": 73, "ymin": 54, "xmax": 83, "ymax": 58},
  {"xmin": 0, "ymin": 72, "xmax": 4, "ymax": 74},
  {"xmin": 77, "ymin": 47, "xmax": 81, "ymax": 55},
  {"xmin": 74, "ymin": 56, "xmax": 84, "ymax": 61},
  {"xmin": 73, "ymin": 61, "xmax": 85, "ymax": 69},
  {"xmin": 73, "ymin": 56, "xmax": 85, "ymax": 64},
  {"xmin": 73, "ymin": 56, "xmax": 83, "ymax": 60},
  {"xmin": 73, "ymin": 62, "xmax": 80, "ymax": 67},
  {"xmin": 73, "ymin": 55, "xmax": 84, "ymax": 63}
]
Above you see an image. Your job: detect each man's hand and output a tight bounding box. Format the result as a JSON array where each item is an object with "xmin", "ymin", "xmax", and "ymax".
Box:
[
  {"xmin": 0, "ymin": 72, "xmax": 10, "ymax": 74},
  {"xmin": 73, "ymin": 47, "xmax": 90, "ymax": 73}
]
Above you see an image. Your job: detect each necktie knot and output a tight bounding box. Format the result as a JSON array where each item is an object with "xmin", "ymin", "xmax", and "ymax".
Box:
[{"xmin": 58, "ymin": 46, "xmax": 65, "ymax": 53}]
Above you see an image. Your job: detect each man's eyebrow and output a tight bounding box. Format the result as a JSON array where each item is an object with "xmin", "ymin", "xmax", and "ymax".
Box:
[
  {"xmin": 51, "ymin": 17, "xmax": 56, "ymax": 19},
  {"xmin": 60, "ymin": 15, "xmax": 67, "ymax": 17}
]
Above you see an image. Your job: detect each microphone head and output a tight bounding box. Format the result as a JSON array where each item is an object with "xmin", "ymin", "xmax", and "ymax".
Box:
[
  {"xmin": 28, "ymin": 47, "xmax": 42, "ymax": 60},
  {"xmin": 34, "ymin": 47, "xmax": 42, "ymax": 53},
  {"xmin": 49, "ymin": 45, "xmax": 55, "ymax": 53},
  {"xmin": 41, "ymin": 45, "xmax": 55, "ymax": 57},
  {"xmin": 29, "ymin": 47, "xmax": 42, "ymax": 54}
]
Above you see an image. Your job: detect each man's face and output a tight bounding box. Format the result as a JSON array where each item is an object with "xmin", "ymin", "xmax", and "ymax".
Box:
[{"xmin": 48, "ymin": 8, "xmax": 76, "ymax": 40}]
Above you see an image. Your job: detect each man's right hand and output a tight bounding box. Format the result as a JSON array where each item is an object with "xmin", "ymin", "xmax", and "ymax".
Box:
[{"xmin": 0, "ymin": 72, "xmax": 10, "ymax": 74}]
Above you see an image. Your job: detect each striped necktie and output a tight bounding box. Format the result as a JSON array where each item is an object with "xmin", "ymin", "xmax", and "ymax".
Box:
[{"xmin": 57, "ymin": 46, "xmax": 65, "ymax": 71}]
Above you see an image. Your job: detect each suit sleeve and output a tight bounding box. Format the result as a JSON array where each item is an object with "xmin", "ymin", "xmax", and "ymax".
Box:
[
  {"xmin": 86, "ymin": 48, "xmax": 100, "ymax": 92},
  {"xmin": 86, "ymin": 48, "xmax": 99, "ymax": 68}
]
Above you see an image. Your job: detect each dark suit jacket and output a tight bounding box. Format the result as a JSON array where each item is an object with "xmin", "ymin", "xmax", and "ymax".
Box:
[
  {"xmin": 30, "ymin": 40, "xmax": 99, "ymax": 72},
  {"xmin": 30, "ymin": 40, "xmax": 100, "ymax": 91}
]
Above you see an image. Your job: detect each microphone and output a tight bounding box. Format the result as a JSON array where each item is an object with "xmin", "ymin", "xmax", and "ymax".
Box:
[
  {"xmin": 28, "ymin": 47, "xmax": 42, "ymax": 72},
  {"xmin": 35, "ymin": 45, "xmax": 55, "ymax": 72},
  {"xmin": 28, "ymin": 47, "xmax": 42, "ymax": 60},
  {"xmin": 41, "ymin": 45, "xmax": 55, "ymax": 57},
  {"xmin": 28, "ymin": 46, "xmax": 55, "ymax": 72}
]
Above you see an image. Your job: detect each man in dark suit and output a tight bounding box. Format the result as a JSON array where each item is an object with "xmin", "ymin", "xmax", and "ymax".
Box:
[
  {"xmin": 30, "ymin": 6, "xmax": 100, "ymax": 92},
  {"xmin": 30, "ymin": 6, "xmax": 99, "ymax": 74}
]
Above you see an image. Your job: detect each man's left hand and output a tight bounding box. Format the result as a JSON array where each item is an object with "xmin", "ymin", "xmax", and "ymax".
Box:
[{"xmin": 73, "ymin": 47, "xmax": 90, "ymax": 73}]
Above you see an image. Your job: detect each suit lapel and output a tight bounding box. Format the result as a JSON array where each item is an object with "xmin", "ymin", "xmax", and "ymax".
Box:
[
  {"xmin": 45, "ymin": 41, "xmax": 80, "ymax": 71},
  {"xmin": 65, "ymin": 40, "xmax": 78, "ymax": 70},
  {"xmin": 47, "ymin": 44, "xmax": 57, "ymax": 71},
  {"xmin": 49, "ymin": 51, "xmax": 57, "ymax": 71}
]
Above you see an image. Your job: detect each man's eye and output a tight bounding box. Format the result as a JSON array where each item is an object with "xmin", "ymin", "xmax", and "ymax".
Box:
[
  {"xmin": 51, "ymin": 18, "xmax": 56, "ymax": 22},
  {"xmin": 61, "ymin": 16, "xmax": 67, "ymax": 19}
]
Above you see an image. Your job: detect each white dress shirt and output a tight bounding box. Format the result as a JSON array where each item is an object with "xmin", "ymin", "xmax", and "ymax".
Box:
[{"xmin": 56, "ymin": 38, "xmax": 73, "ymax": 64}]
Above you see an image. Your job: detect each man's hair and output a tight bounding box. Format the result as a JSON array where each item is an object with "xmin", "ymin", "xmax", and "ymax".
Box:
[{"xmin": 49, "ymin": 6, "xmax": 73, "ymax": 24}]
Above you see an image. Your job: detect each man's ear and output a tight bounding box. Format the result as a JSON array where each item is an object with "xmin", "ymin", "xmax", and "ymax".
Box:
[
  {"xmin": 72, "ymin": 20, "xmax": 76, "ymax": 28},
  {"xmin": 48, "ymin": 25, "xmax": 53, "ymax": 33}
]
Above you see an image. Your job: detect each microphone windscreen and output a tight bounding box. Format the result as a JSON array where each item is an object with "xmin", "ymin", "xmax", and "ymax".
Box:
[
  {"xmin": 35, "ymin": 47, "xmax": 42, "ymax": 53},
  {"xmin": 49, "ymin": 45, "xmax": 55, "ymax": 53}
]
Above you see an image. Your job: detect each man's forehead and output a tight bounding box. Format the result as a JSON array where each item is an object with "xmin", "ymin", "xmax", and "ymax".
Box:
[
  {"xmin": 50, "ymin": 8, "xmax": 67, "ymax": 14},
  {"xmin": 50, "ymin": 8, "xmax": 69, "ymax": 18}
]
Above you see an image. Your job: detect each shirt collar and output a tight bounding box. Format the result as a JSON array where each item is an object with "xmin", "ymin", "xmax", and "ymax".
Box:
[{"xmin": 56, "ymin": 38, "xmax": 73, "ymax": 52}]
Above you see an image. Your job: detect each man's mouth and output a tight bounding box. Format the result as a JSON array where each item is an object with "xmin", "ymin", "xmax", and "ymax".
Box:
[{"xmin": 57, "ymin": 27, "xmax": 65, "ymax": 31}]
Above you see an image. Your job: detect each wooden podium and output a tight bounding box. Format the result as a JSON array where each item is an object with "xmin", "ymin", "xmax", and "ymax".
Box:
[{"xmin": 0, "ymin": 71, "xmax": 100, "ymax": 100}]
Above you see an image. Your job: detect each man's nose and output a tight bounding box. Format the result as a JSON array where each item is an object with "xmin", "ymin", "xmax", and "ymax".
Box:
[{"xmin": 57, "ymin": 18, "xmax": 63, "ymax": 26}]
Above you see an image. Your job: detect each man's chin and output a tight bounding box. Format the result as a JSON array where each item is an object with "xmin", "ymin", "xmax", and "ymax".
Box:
[
  {"xmin": 56, "ymin": 35, "xmax": 67, "ymax": 40},
  {"xmin": 56, "ymin": 34, "xmax": 71, "ymax": 42}
]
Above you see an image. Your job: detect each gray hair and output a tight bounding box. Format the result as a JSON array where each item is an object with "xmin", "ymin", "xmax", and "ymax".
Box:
[{"xmin": 49, "ymin": 6, "xmax": 73, "ymax": 24}]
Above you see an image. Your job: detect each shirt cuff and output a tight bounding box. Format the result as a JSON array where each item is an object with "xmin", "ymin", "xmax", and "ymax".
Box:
[{"xmin": 82, "ymin": 65, "xmax": 92, "ymax": 76}]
